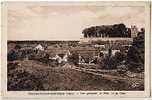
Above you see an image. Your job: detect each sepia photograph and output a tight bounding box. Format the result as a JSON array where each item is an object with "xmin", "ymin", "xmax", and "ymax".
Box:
[
  {"xmin": 1, "ymin": 1, "xmax": 151, "ymax": 98},
  {"xmin": 7, "ymin": 28, "xmax": 144, "ymax": 91}
]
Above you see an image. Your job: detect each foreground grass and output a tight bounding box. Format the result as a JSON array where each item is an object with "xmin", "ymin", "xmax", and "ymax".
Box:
[{"xmin": 7, "ymin": 60, "xmax": 144, "ymax": 91}]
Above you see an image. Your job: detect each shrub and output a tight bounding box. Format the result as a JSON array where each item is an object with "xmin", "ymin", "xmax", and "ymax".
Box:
[
  {"xmin": 101, "ymin": 52, "xmax": 125, "ymax": 69},
  {"xmin": 7, "ymin": 63, "xmax": 44, "ymax": 91},
  {"xmin": 8, "ymin": 50, "xmax": 18, "ymax": 61},
  {"xmin": 127, "ymin": 29, "xmax": 144, "ymax": 73},
  {"xmin": 68, "ymin": 52, "xmax": 79, "ymax": 65}
]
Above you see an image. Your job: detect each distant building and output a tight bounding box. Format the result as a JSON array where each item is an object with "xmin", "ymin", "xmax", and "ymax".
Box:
[
  {"xmin": 94, "ymin": 44, "xmax": 105, "ymax": 48},
  {"xmin": 50, "ymin": 54, "xmax": 68, "ymax": 64},
  {"xmin": 48, "ymin": 49, "xmax": 71, "ymax": 64},
  {"xmin": 131, "ymin": 25, "xmax": 138, "ymax": 38},
  {"xmin": 112, "ymin": 50, "xmax": 120, "ymax": 56},
  {"xmin": 34, "ymin": 44, "xmax": 44, "ymax": 51},
  {"xmin": 79, "ymin": 38, "xmax": 133, "ymax": 45}
]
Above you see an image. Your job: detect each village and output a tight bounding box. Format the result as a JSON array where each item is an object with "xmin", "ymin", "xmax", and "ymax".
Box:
[
  {"xmin": 7, "ymin": 39, "xmax": 132, "ymax": 68},
  {"xmin": 7, "ymin": 24, "xmax": 145, "ymax": 91}
]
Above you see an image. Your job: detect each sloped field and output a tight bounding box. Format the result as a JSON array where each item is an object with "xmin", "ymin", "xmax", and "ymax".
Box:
[{"xmin": 7, "ymin": 60, "xmax": 144, "ymax": 91}]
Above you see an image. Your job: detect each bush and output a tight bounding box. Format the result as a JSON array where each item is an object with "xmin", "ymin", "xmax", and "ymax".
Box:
[
  {"xmin": 127, "ymin": 29, "xmax": 144, "ymax": 73},
  {"xmin": 7, "ymin": 63, "xmax": 44, "ymax": 91},
  {"xmin": 68, "ymin": 52, "xmax": 79, "ymax": 65},
  {"xmin": 101, "ymin": 52, "xmax": 125, "ymax": 69},
  {"xmin": 8, "ymin": 50, "xmax": 17, "ymax": 61}
]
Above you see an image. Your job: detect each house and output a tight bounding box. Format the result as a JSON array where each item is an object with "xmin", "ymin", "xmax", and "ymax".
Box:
[
  {"xmin": 94, "ymin": 44, "xmax": 105, "ymax": 48},
  {"xmin": 34, "ymin": 44, "xmax": 44, "ymax": 51},
  {"xmin": 112, "ymin": 50, "xmax": 120, "ymax": 55},
  {"xmin": 78, "ymin": 54, "xmax": 85, "ymax": 64},
  {"xmin": 49, "ymin": 50, "xmax": 71, "ymax": 64}
]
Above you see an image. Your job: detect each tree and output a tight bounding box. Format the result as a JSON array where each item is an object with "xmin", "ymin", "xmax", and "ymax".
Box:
[
  {"xmin": 8, "ymin": 50, "xmax": 18, "ymax": 61},
  {"xmin": 82, "ymin": 23, "xmax": 129, "ymax": 38},
  {"xmin": 126, "ymin": 28, "xmax": 145, "ymax": 73},
  {"xmin": 68, "ymin": 52, "xmax": 79, "ymax": 65},
  {"xmin": 15, "ymin": 44, "xmax": 22, "ymax": 49},
  {"xmin": 101, "ymin": 51, "xmax": 125, "ymax": 69}
]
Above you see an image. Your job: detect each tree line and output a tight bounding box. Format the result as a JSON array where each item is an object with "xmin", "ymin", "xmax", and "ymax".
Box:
[{"xmin": 82, "ymin": 23, "xmax": 131, "ymax": 38}]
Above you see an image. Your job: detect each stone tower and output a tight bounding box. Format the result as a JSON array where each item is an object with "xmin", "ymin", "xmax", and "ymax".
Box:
[{"xmin": 131, "ymin": 25, "xmax": 138, "ymax": 38}]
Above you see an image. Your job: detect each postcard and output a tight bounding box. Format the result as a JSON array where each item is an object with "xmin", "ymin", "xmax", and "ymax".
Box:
[{"xmin": 1, "ymin": 1, "xmax": 151, "ymax": 98}]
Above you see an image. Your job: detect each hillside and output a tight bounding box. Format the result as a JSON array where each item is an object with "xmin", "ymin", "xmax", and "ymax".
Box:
[{"xmin": 8, "ymin": 60, "xmax": 144, "ymax": 91}]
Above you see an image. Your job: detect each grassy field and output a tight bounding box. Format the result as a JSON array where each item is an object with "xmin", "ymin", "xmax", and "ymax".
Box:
[
  {"xmin": 7, "ymin": 40, "xmax": 144, "ymax": 91},
  {"xmin": 7, "ymin": 60, "xmax": 144, "ymax": 91}
]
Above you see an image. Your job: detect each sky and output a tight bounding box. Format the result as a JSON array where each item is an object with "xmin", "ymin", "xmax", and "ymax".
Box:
[{"xmin": 7, "ymin": 2, "xmax": 148, "ymax": 40}]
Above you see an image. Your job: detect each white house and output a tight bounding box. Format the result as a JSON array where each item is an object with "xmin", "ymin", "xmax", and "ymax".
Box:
[
  {"xmin": 34, "ymin": 44, "xmax": 44, "ymax": 51},
  {"xmin": 94, "ymin": 44, "xmax": 105, "ymax": 48},
  {"xmin": 49, "ymin": 50, "xmax": 71, "ymax": 64},
  {"xmin": 112, "ymin": 50, "xmax": 120, "ymax": 55}
]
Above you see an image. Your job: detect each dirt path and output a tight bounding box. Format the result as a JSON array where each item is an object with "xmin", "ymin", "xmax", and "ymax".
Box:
[
  {"xmin": 63, "ymin": 63, "xmax": 143, "ymax": 82},
  {"xmin": 11, "ymin": 60, "xmax": 143, "ymax": 82},
  {"xmin": 8, "ymin": 60, "xmax": 144, "ymax": 90}
]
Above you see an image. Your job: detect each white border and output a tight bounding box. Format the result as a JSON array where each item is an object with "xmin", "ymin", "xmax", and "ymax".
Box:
[{"xmin": 1, "ymin": 1, "xmax": 151, "ymax": 99}]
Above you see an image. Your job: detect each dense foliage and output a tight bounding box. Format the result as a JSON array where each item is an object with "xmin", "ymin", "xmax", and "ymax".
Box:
[
  {"xmin": 82, "ymin": 23, "xmax": 131, "ymax": 38},
  {"xmin": 7, "ymin": 62, "xmax": 44, "ymax": 91},
  {"xmin": 68, "ymin": 52, "xmax": 79, "ymax": 65},
  {"xmin": 101, "ymin": 51, "xmax": 125, "ymax": 69},
  {"xmin": 126, "ymin": 29, "xmax": 145, "ymax": 73}
]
